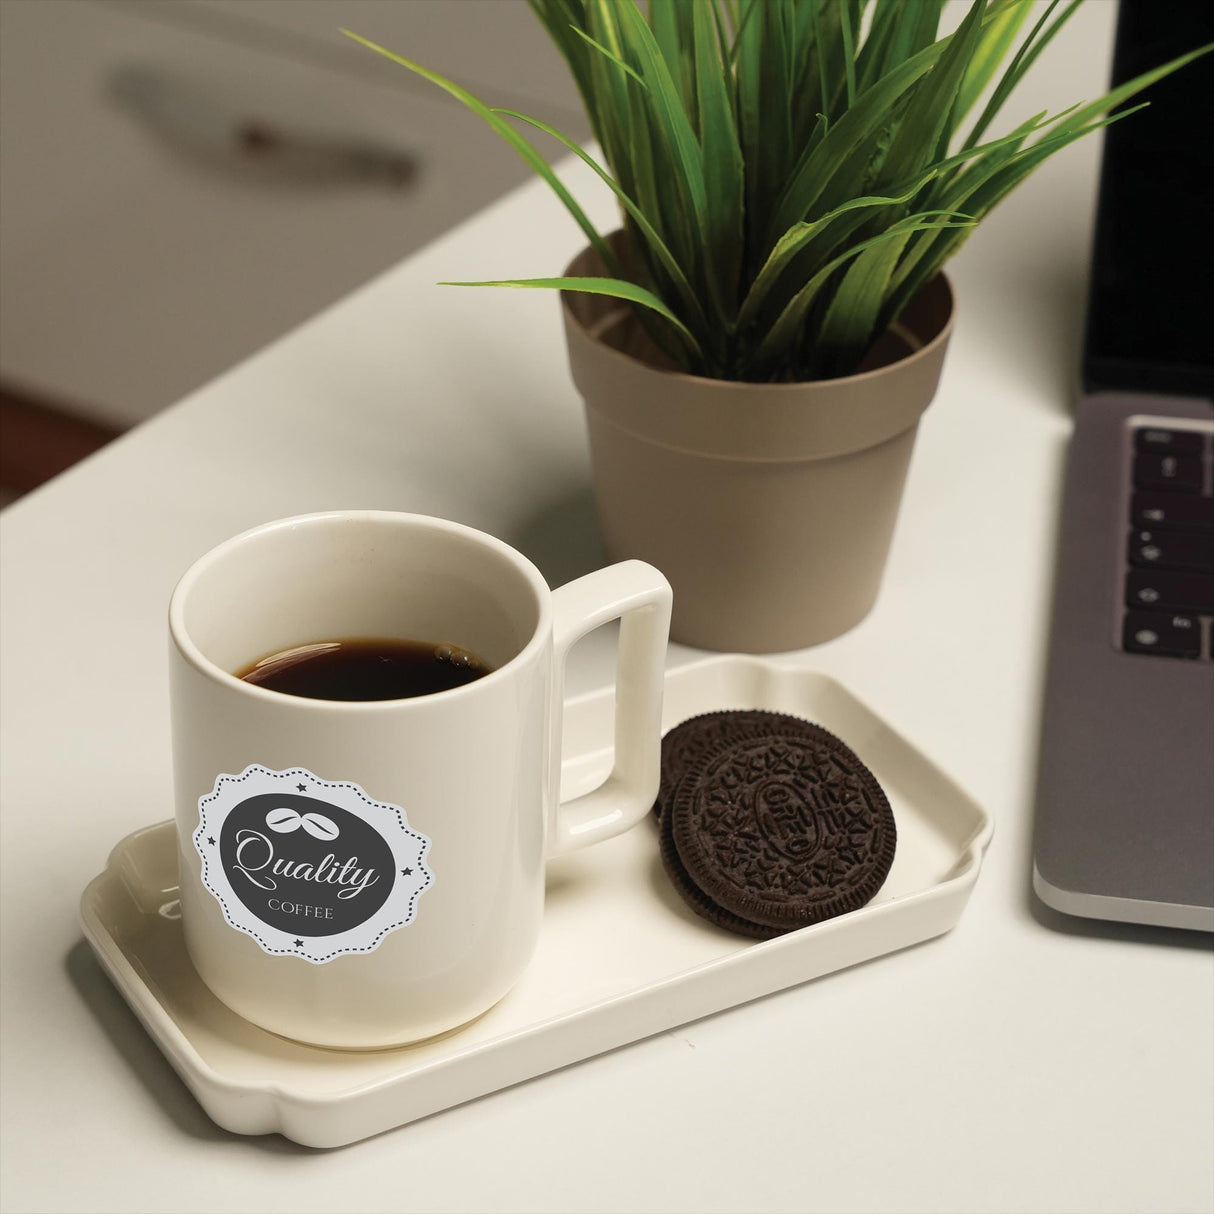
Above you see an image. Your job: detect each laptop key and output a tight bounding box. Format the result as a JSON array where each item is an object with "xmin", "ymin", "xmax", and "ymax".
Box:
[
  {"xmin": 1132, "ymin": 492, "xmax": 1214, "ymax": 532},
  {"xmin": 1123, "ymin": 611, "xmax": 1202, "ymax": 658},
  {"xmin": 1126, "ymin": 569, "xmax": 1214, "ymax": 613},
  {"xmin": 1128, "ymin": 529, "xmax": 1214, "ymax": 572},
  {"xmin": 1133, "ymin": 452, "xmax": 1203, "ymax": 493},
  {"xmin": 1134, "ymin": 427, "xmax": 1206, "ymax": 455}
]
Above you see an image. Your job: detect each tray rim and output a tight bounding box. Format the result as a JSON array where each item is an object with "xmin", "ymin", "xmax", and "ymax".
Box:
[{"xmin": 79, "ymin": 656, "xmax": 994, "ymax": 1116}]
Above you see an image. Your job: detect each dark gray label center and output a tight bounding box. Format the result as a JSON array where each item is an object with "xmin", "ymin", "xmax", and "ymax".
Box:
[{"xmin": 219, "ymin": 793, "xmax": 395, "ymax": 936}]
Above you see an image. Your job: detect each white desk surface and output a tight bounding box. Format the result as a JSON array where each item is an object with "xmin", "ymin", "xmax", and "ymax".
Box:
[{"xmin": 2, "ymin": 7, "xmax": 1211, "ymax": 1212}]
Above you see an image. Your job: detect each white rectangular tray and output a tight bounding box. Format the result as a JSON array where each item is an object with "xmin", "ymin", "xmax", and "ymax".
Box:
[{"xmin": 79, "ymin": 656, "xmax": 992, "ymax": 1147}]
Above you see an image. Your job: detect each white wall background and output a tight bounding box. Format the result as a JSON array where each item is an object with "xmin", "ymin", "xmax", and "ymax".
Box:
[{"xmin": 0, "ymin": 0, "xmax": 587, "ymax": 428}]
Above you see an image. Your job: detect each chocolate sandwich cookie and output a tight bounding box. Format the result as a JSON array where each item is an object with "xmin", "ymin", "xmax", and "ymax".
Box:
[
  {"xmin": 658, "ymin": 792, "xmax": 783, "ymax": 939},
  {"xmin": 653, "ymin": 710, "xmax": 812, "ymax": 822},
  {"xmin": 670, "ymin": 719, "xmax": 896, "ymax": 932}
]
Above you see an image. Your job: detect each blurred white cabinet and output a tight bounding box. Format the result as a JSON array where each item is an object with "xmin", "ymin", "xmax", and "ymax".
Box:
[{"xmin": 0, "ymin": 0, "xmax": 584, "ymax": 428}]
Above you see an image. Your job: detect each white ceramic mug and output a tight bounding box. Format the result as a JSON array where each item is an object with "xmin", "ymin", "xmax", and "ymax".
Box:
[{"xmin": 168, "ymin": 511, "xmax": 671, "ymax": 1048}]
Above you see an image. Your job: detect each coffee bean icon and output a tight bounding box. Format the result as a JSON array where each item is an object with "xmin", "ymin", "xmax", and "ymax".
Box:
[
  {"xmin": 301, "ymin": 812, "xmax": 340, "ymax": 841},
  {"xmin": 266, "ymin": 807, "xmax": 303, "ymax": 833}
]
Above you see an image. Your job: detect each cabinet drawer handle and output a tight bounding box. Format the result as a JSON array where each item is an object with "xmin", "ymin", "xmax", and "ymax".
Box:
[{"xmin": 110, "ymin": 65, "xmax": 417, "ymax": 188}]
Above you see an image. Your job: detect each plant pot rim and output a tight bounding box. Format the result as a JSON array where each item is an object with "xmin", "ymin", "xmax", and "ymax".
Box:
[
  {"xmin": 561, "ymin": 237, "xmax": 956, "ymax": 462},
  {"xmin": 560, "ymin": 239, "xmax": 954, "ymax": 394}
]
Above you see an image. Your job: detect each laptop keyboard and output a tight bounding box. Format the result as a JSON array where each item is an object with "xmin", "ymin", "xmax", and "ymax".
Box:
[{"xmin": 1121, "ymin": 422, "xmax": 1214, "ymax": 658}]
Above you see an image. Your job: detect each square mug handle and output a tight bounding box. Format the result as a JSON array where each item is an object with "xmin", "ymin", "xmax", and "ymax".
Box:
[{"xmin": 547, "ymin": 560, "xmax": 672, "ymax": 857}]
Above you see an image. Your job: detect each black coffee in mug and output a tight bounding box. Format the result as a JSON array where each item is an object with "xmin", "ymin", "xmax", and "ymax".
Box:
[{"xmin": 237, "ymin": 638, "xmax": 494, "ymax": 701}]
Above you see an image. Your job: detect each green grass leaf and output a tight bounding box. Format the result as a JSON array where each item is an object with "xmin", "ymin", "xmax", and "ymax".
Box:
[
  {"xmin": 750, "ymin": 214, "xmax": 972, "ymax": 373},
  {"xmin": 613, "ymin": 2, "xmax": 708, "ymax": 230},
  {"xmin": 366, "ymin": 5, "xmax": 1210, "ymax": 383},
  {"xmin": 1044, "ymin": 39, "xmax": 1213, "ymax": 141},
  {"xmin": 736, "ymin": 174, "xmax": 939, "ymax": 331},
  {"xmin": 341, "ymin": 29, "xmax": 621, "ymax": 277},
  {"xmin": 954, "ymin": 0, "xmax": 1033, "ymax": 124},
  {"xmin": 813, "ymin": 228, "xmax": 918, "ymax": 375},
  {"xmin": 767, "ymin": 38, "xmax": 949, "ymax": 242},
  {"xmin": 962, "ymin": 0, "xmax": 1082, "ymax": 151},
  {"xmin": 839, "ymin": 1, "xmax": 857, "ymax": 109},
  {"xmin": 691, "ymin": 0, "xmax": 744, "ymax": 321},
  {"xmin": 875, "ymin": 0, "xmax": 987, "ymax": 189},
  {"xmin": 494, "ymin": 108, "xmax": 711, "ymax": 337},
  {"xmin": 882, "ymin": 103, "xmax": 1151, "ymax": 327},
  {"xmin": 440, "ymin": 275, "xmax": 704, "ymax": 358},
  {"xmin": 569, "ymin": 25, "xmax": 648, "ymax": 89}
]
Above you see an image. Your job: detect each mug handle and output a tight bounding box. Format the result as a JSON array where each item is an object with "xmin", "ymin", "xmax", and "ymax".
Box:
[{"xmin": 547, "ymin": 560, "xmax": 672, "ymax": 857}]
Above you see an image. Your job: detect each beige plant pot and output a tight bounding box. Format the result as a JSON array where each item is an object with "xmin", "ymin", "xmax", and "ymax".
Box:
[{"xmin": 561, "ymin": 238, "xmax": 955, "ymax": 653}]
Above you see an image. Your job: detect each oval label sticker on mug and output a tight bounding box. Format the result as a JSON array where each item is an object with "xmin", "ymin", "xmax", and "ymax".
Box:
[{"xmin": 193, "ymin": 766, "xmax": 434, "ymax": 964}]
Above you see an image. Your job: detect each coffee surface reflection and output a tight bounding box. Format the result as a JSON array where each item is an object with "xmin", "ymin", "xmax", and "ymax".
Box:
[{"xmin": 237, "ymin": 638, "xmax": 494, "ymax": 701}]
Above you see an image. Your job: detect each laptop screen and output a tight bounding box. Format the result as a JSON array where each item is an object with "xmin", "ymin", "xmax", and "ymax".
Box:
[{"xmin": 1082, "ymin": 0, "xmax": 1214, "ymax": 398}]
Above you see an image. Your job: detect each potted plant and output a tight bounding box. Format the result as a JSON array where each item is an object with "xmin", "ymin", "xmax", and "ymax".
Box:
[{"xmin": 346, "ymin": 2, "xmax": 1206, "ymax": 651}]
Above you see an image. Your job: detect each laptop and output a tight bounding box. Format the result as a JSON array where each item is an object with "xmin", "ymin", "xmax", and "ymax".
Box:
[{"xmin": 1033, "ymin": 0, "xmax": 1214, "ymax": 932}]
